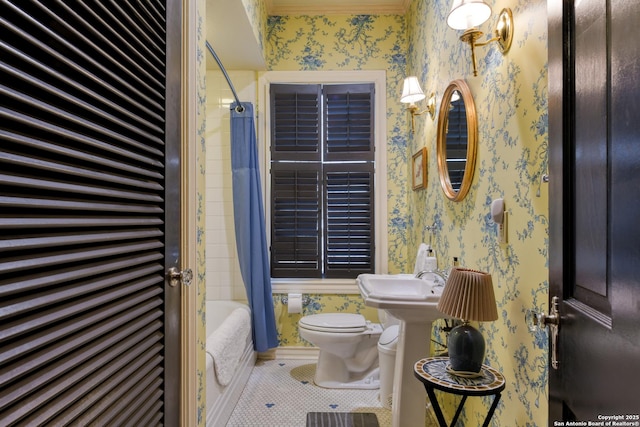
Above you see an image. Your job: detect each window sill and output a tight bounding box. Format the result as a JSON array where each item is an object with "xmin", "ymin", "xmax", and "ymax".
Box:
[{"xmin": 271, "ymin": 278, "xmax": 360, "ymax": 294}]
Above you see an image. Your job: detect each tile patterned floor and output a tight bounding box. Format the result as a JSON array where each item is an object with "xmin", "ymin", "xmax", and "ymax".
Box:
[{"xmin": 226, "ymin": 359, "xmax": 392, "ymax": 427}]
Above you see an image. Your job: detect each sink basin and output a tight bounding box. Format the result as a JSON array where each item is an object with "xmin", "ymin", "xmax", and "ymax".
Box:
[
  {"xmin": 357, "ymin": 273, "xmax": 443, "ymax": 302},
  {"xmin": 356, "ymin": 273, "xmax": 444, "ymax": 320}
]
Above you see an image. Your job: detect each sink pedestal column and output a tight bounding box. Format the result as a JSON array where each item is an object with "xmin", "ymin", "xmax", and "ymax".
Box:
[
  {"xmin": 391, "ymin": 319, "xmax": 432, "ymax": 427},
  {"xmin": 355, "ymin": 273, "xmax": 443, "ymax": 427}
]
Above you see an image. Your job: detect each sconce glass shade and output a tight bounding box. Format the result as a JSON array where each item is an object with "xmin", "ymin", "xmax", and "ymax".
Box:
[
  {"xmin": 400, "ymin": 76, "xmax": 426, "ymax": 104},
  {"xmin": 447, "ymin": 0, "xmax": 492, "ymax": 30}
]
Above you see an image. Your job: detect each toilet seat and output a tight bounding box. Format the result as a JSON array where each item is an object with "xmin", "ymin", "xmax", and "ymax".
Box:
[{"xmin": 299, "ymin": 313, "xmax": 367, "ymax": 333}]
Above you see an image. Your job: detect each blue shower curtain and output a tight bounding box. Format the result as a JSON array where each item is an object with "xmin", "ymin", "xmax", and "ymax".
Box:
[{"xmin": 230, "ymin": 102, "xmax": 279, "ymax": 352}]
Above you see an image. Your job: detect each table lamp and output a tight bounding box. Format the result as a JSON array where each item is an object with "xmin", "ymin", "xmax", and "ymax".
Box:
[{"xmin": 436, "ymin": 267, "xmax": 498, "ymax": 375}]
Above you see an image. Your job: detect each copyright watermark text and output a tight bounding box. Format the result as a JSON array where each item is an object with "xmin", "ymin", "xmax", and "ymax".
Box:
[{"xmin": 553, "ymin": 414, "xmax": 640, "ymax": 427}]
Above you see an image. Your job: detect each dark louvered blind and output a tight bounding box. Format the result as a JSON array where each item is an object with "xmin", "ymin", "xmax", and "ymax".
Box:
[
  {"xmin": 324, "ymin": 84, "xmax": 374, "ymax": 161},
  {"xmin": 270, "ymin": 84, "xmax": 375, "ymax": 279},
  {"xmin": 271, "ymin": 163, "xmax": 321, "ymax": 278},
  {"xmin": 324, "ymin": 163, "xmax": 374, "ymax": 278},
  {"xmin": 0, "ymin": 1, "xmax": 175, "ymax": 425},
  {"xmin": 271, "ymin": 84, "xmax": 321, "ymax": 161}
]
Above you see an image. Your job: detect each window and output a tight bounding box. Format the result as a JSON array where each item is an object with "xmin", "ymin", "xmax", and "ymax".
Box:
[{"xmin": 269, "ymin": 83, "xmax": 375, "ymax": 279}]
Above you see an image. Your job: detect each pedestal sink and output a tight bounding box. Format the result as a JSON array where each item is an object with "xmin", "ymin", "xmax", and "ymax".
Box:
[{"xmin": 357, "ymin": 273, "xmax": 444, "ymax": 427}]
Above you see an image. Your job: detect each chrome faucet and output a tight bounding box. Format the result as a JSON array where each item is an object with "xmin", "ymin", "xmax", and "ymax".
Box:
[{"xmin": 415, "ymin": 269, "xmax": 448, "ymax": 287}]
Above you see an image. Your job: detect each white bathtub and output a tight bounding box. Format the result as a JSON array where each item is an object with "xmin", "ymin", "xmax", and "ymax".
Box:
[{"xmin": 205, "ymin": 300, "xmax": 256, "ymax": 427}]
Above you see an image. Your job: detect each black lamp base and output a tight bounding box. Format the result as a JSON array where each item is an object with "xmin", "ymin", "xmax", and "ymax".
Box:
[{"xmin": 447, "ymin": 322, "xmax": 486, "ymax": 373}]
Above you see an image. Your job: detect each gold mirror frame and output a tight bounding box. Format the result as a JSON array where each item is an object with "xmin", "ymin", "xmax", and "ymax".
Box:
[{"xmin": 436, "ymin": 79, "xmax": 478, "ymax": 202}]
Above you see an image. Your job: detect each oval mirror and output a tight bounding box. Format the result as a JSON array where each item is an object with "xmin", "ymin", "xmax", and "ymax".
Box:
[{"xmin": 436, "ymin": 79, "xmax": 477, "ymax": 201}]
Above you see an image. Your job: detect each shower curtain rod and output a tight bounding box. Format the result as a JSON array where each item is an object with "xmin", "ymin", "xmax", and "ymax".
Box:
[{"xmin": 205, "ymin": 40, "xmax": 244, "ymax": 112}]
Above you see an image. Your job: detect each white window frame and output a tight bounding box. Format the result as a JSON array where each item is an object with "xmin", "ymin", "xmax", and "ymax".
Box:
[{"xmin": 258, "ymin": 70, "xmax": 388, "ymax": 294}]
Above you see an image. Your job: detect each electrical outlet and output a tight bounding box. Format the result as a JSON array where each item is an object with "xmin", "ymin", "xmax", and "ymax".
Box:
[{"xmin": 498, "ymin": 212, "xmax": 508, "ymax": 244}]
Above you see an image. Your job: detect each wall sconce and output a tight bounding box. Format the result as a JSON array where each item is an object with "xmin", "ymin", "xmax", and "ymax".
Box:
[
  {"xmin": 447, "ymin": 0, "xmax": 514, "ymax": 76},
  {"xmin": 400, "ymin": 76, "xmax": 436, "ymax": 132}
]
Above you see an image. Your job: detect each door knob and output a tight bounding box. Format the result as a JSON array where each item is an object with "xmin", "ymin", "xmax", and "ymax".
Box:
[
  {"xmin": 167, "ymin": 267, "xmax": 193, "ymax": 287},
  {"xmin": 526, "ymin": 296, "xmax": 560, "ymax": 369}
]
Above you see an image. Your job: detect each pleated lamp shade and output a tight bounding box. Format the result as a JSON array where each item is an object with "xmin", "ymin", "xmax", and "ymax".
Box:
[{"xmin": 437, "ymin": 267, "xmax": 498, "ymax": 322}]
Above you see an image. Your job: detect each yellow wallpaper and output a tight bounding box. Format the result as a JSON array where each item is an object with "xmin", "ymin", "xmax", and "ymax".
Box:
[{"xmin": 406, "ymin": 0, "xmax": 549, "ymax": 425}]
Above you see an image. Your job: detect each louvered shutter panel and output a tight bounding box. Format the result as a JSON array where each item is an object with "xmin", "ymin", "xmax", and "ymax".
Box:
[
  {"xmin": 270, "ymin": 163, "xmax": 322, "ymax": 278},
  {"xmin": 323, "ymin": 84, "xmax": 374, "ymax": 162},
  {"xmin": 0, "ymin": 1, "xmax": 177, "ymax": 425},
  {"xmin": 270, "ymin": 84, "xmax": 321, "ymax": 161},
  {"xmin": 323, "ymin": 84, "xmax": 374, "ymax": 278},
  {"xmin": 324, "ymin": 163, "xmax": 374, "ymax": 278}
]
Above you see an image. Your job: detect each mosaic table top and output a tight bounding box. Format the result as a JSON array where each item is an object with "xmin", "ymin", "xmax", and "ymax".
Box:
[{"xmin": 414, "ymin": 357, "xmax": 506, "ymax": 396}]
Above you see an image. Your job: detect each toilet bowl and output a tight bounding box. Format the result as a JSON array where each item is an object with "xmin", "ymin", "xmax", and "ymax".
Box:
[{"xmin": 298, "ymin": 313, "xmax": 383, "ymax": 389}]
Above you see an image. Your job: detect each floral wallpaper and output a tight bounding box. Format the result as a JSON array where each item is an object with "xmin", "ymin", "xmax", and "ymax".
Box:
[
  {"xmin": 196, "ymin": 0, "xmax": 207, "ymax": 424},
  {"xmin": 405, "ymin": 0, "xmax": 549, "ymax": 425}
]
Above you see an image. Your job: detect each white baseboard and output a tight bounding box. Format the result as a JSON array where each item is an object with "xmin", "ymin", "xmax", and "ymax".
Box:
[
  {"xmin": 272, "ymin": 346, "xmax": 319, "ymax": 360},
  {"xmin": 206, "ymin": 346, "xmax": 256, "ymax": 427}
]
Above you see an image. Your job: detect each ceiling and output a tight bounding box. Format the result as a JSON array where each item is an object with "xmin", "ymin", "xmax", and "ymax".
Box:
[
  {"xmin": 206, "ymin": 0, "xmax": 266, "ymax": 70},
  {"xmin": 206, "ymin": 0, "xmax": 411, "ymax": 70}
]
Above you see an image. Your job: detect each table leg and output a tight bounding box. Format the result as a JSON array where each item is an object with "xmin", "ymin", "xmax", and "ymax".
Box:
[
  {"xmin": 425, "ymin": 387, "xmax": 448, "ymax": 427},
  {"xmin": 482, "ymin": 392, "xmax": 502, "ymax": 427},
  {"xmin": 450, "ymin": 395, "xmax": 468, "ymax": 426}
]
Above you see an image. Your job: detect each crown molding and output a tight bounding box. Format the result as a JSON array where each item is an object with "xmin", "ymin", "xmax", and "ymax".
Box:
[{"xmin": 265, "ymin": 0, "xmax": 411, "ymax": 16}]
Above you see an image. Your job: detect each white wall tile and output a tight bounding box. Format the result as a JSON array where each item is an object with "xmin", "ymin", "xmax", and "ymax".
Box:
[{"xmin": 205, "ymin": 70, "xmax": 257, "ymax": 303}]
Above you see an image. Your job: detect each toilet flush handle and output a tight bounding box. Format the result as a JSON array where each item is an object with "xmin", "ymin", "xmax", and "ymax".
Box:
[{"xmin": 525, "ymin": 296, "xmax": 560, "ymax": 369}]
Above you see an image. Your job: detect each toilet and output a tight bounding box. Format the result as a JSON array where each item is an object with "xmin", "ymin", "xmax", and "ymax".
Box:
[{"xmin": 298, "ymin": 311, "xmax": 397, "ymax": 389}]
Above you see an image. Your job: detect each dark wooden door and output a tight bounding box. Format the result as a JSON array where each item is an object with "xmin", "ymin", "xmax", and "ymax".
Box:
[
  {"xmin": 548, "ymin": 0, "xmax": 640, "ymax": 421},
  {"xmin": 0, "ymin": 1, "xmax": 182, "ymax": 425}
]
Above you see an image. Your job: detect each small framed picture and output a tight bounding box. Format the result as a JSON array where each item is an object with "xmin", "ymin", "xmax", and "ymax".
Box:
[{"xmin": 412, "ymin": 147, "xmax": 427, "ymax": 190}]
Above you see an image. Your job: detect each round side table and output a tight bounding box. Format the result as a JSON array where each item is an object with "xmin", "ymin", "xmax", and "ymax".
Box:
[{"xmin": 414, "ymin": 357, "xmax": 505, "ymax": 427}]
